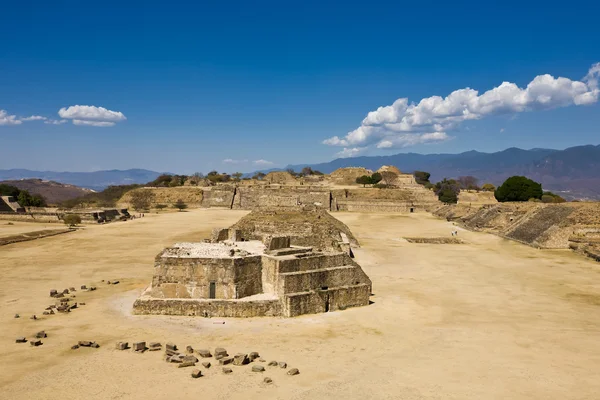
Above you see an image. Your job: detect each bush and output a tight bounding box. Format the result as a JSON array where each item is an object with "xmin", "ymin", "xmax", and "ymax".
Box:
[
  {"xmin": 434, "ymin": 178, "xmax": 460, "ymax": 204},
  {"xmin": 495, "ymin": 176, "xmax": 543, "ymax": 202},
  {"xmin": 356, "ymin": 175, "xmax": 372, "ymax": 187},
  {"xmin": 414, "ymin": 171, "xmax": 431, "ymax": 186},
  {"xmin": 173, "ymin": 199, "xmax": 188, "ymax": 211},
  {"xmin": 63, "ymin": 214, "xmax": 82, "ymax": 227},
  {"xmin": 481, "ymin": 183, "xmax": 496, "ymax": 192},
  {"xmin": 155, "ymin": 204, "xmax": 167, "ymax": 211}
]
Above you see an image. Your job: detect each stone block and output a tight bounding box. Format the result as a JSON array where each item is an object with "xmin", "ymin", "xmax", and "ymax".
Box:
[
  {"xmin": 35, "ymin": 331, "xmax": 47, "ymax": 339},
  {"xmin": 278, "ymin": 362, "xmax": 287, "ymax": 369},
  {"xmin": 186, "ymin": 345, "xmax": 194, "ymax": 354},
  {"xmin": 71, "ymin": 344, "xmax": 79, "ymax": 350},
  {"xmin": 62, "ymin": 289, "xmax": 69, "ymax": 294},
  {"xmin": 91, "ymin": 342, "xmax": 100, "ymax": 348},
  {"xmin": 266, "ymin": 236, "xmax": 291, "ymax": 250},
  {"xmin": 287, "ymin": 368, "xmax": 299, "ymax": 376},
  {"xmin": 166, "ymin": 343, "xmax": 178, "ymax": 352},
  {"xmin": 268, "ymin": 361, "xmax": 278, "ymax": 366},
  {"xmin": 197, "ymin": 349, "xmax": 212, "ymax": 358},
  {"xmin": 178, "ymin": 361, "xmax": 196, "ymax": 368},
  {"xmin": 219, "ymin": 357, "xmax": 234, "ymax": 365},
  {"xmin": 14, "ymin": 314, "xmax": 19, "ymax": 318},
  {"xmin": 30, "ymin": 340, "xmax": 42, "ymax": 346},
  {"xmin": 165, "ymin": 348, "xmax": 179, "ymax": 356},
  {"xmin": 133, "ymin": 341, "xmax": 146, "ymax": 352},
  {"xmin": 211, "ymin": 228, "xmax": 229, "ymax": 242},
  {"xmin": 116, "ymin": 342, "xmax": 128, "ymax": 350},
  {"xmin": 16, "ymin": 337, "xmax": 27, "ymax": 343},
  {"xmin": 79, "ymin": 341, "xmax": 92, "ymax": 347},
  {"xmin": 89, "ymin": 286, "xmax": 97, "ymax": 291},
  {"xmin": 222, "ymin": 367, "xmax": 233, "ymax": 374},
  {"xmin": 252, "ymin": 365, "xmax": 265, "ymax": 372},
  {"xmin": 249, "ymin": 352, "xmax": 260, "ymax": 361},
  {"xmin": 202, "ymin": 362, "xmax": 211, "ymax": 368},
  {"xmin": 183, "ymin": 355, "xmax": 198, "ymax": 363},
  {"xmin": 214, "ymin": 347, "xmax": 228, "ymax": 358},
  {"xmin": 80, "ymin": 285, "xmax": 87, "ymax": 290},
  {"xmin": 264, "ymin": 377, "xmax": 273, "ymax": 384},
  {"xmin": 50, "ymin": 289, "xmax": 58, "ymax": 297},
  {"xmin": 233, "ymin": 353, "xmax": 249, "ymax": 366},
  {"xmin": 169, "ymin": 354, "xmax": 185, "ymax": 363},
  {"xmin": 69, "ymin": 287, "xmax": 76, "ymax": 292},
  {"xmin": 191, "ymin": 369, "xmax": 202, "ymax": 378},
  {"xmin": 148, "ymin": 342, "xmax": 161, "ymax": 351}
]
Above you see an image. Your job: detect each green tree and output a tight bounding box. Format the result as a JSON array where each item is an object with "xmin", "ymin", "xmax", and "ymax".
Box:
[
  {"xmin": 370, "ymin": 172, "xmax": 382, "ymax": 184},
  {"xmin": 252, "ymin": 172, "xmax": 266, "ymax": 180},
  {"xmin": 413, "ymin": 171, "xmax": 431, "ymax": 186},
  {"xmin": 481, "ymin": 183, "xmax": 496, "ymax": 192},
  {"xmin": 0, "ymin": 184, "xmax": 21, "ymax": 197},
  {"xmin": 494, "ymin": 176, "xmax": 543, "ymax": 202},
  {"xmin": 434, "ymin": 178, "xmax": 460, "ymax": 204},
  {"xmin": 232, "ymin": 172, "xmax": 243, "ymax": 182},
  {"xmin": 63, "ymin": 214, "xmax": 82, "ymax": 227},
  {"xmin": 173, "ymin": 199, "xmax": 188, "ymax": 211},
  {"xmin": 356, "ymin": 175, "xmax": 372, "ymax": 187},
  {"xmin": 155, "ymin": 204, "xmax": 167, "ymax": 211}
]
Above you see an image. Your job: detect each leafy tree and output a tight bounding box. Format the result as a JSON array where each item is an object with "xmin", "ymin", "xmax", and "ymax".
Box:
[
  {"xmin": 0, "ymin": 184, "xmax": 21, "ymax": 197},
  {"xmin": 495, "ymin": 176, "xmax": 543, "ymax": 202},
  {"xmin": 63, "ymin": 214, "xmax": 82, "ymax": 227},
  {"xmin": 252, "ymin": 172, "xmax": 266, "ymax": 180},
  {"xmin": 130, "ymin": 190, "xmax": 155, "ymax": 210},
  {"xmin": 356, "ymin": 175, "xmax": 372, "ymax": 187},
  {"xmin": 16, "ymin": 190, "xmax": 47, "ymax": 207},
  {"xmin": 286, "ymin": 168, "xmax": 298, "ymax": 177},
  {"xmin": 481, "ymin": 183, "xmax": 496, "ymax": 192},
  {"xmin": 232, "ymin": 172, "xmax": 243, "ymax": 182},
  {"xmin": 434, "ymin": 178, "xmax": 460, "ymax": 204},
  {"xmin": 370, "ymin": 172, "xmax": 382, "ymax": 184},
  {"xmin": 173, "ymin": 199, "xmax": 188, "ymax": 211},
  {"xmin": 155, "ymin": 204, "xmax": 167, "ymax": 211},
  {"xmin": 379, "ymin": 171, "xmax": 397, "ymax": 186},
  {"xmin": 438, "ymin": 188, "xmax": 459, "ymax": 204},
  {"xmin": 413, "ymin": 171, "xmax": 431, "ymax": 186}
]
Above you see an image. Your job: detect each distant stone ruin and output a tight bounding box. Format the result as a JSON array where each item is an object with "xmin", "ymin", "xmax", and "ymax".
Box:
[{"xmin": 133, "ymin": 209, "xmax": 372, "ymax": 317}]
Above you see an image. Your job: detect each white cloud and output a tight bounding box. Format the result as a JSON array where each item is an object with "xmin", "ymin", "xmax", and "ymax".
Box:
[
  {"xmin": 72, "ymin": 119, "xmax": 116, "ymax": 127},
  {"xmin": 21, "ymin": 115, "xmax": 47, "ymax": 121},
  {"xmin": 59, "ymin": 105, "xmax": 126, "ymax": 126},
  {"xmin": 500, "ymin": 128, "xmax": 505, "ymax": 133},
  {"xmin": 336, "ymin": 147, "xmax": 367, "ymax": 158},
  {"xmin": 44, "ymin": 119, "xmax": 68, "ymax": 125},
  {"xmin": 324, "ymin": 63, "xmax": 600, "ymax": 150},
  {"xmin": 223, "ymin": 159, "xmax": 249, "ymax": 164},
  {"xmin": 0, "ymin": 110, "xmax": 22, "ymax": 126},
  {"xmin": 253, "ymin": 159, "xmax": 274, "ymax": 165}
]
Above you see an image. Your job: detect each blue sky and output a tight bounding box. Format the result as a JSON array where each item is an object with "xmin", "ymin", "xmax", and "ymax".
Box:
[{"xmin": 1, "ymin": 0, "xmax": 599, "ymax": 174}]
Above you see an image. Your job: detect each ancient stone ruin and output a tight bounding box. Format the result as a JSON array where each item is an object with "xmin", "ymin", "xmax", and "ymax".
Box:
[{"xmin": 133, "ymin": 208, "xmax": 372, "ymax": 317}]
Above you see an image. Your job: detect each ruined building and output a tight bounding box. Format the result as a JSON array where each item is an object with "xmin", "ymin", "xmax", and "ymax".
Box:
[{"xmin": 133, "ymin": 208, "xmax": 372, "ymax": 317}]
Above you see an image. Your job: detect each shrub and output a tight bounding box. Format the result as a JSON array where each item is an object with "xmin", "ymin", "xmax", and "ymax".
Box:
[
  {"xmin": 413, "ymin": 171, "xmax": 431, "ymax": 186},
  {"xmin": 434, "ymin": 178, "xmax": 461, "ymax": 204},
  {"xmin": 155, "ymin": 204, "xmax": 167, "ymax": 211},
  {"xmin": 481, "ymin": 183, "xmax": 496, "ymax": 192},
  {"xmin": 495, "ymin": 176, "xmax": 543, "ymax": 202},
  {"xmin": 63, "ymin": 214, "xmax": 82, "ymax": 227},
  {"xmin": 173, "ymin": 199, "xmax": 188, "ymax": 211}
]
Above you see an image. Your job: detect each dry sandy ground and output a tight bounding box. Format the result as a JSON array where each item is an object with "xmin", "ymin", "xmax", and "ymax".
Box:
[
  {"xmin": 0, "ymin": 221, "xmax": 63, "ymax": 238},
  {"xmin": 1, "ymin": 210, "xmax": 600, "ymax": 400}
]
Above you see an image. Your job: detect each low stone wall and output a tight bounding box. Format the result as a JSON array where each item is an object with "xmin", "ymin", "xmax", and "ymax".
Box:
[
  {"xmin": 278, "ymin": 265, "xmax": 366, "ymax": 294},
  {"xmin": 132, "ymin": 297, "xmax": 282, "ymax": 317},
  {"xmin": 0, "ymin": 212, "xmax": 61, "ymax": 223},
  {"xmin": 283, "ymin": 283, "xmax": 371, "ymax": 317},
  {"xmin": 201, "ymin": 186, "xmax": 235, "ymax": 208},
  {"xmin": 232, "ymin": 186, "xmax": 330, "ymax": 210}
]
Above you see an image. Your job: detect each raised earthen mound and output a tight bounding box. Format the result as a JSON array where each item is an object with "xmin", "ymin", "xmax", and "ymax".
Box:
[
  {"xmin": 329, "ymin": 167, "xmax": 373, "ymax": 185},
  {"xmin": 264, "ymin": 171, "xmax": 297, "ymax": 185},
  {"xmin": 230, "ymin": 207, "xmax": 359, "ymax": 250},
  {"xmin": 376, "ymin": 165, "xmax": 402, "ymax": 175}
]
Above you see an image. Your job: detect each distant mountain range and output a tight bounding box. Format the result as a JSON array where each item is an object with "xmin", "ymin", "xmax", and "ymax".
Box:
[
  {"xmin": 283, "ymin": 144, "xmax": 600, "ymax": 200},
  {"xmin": 0, "ymin": 179, "xmax": 95, "ymax": 204},
  {"xmin": 0, "ymin": 169, "xmax": 165, "ymax": 191}
]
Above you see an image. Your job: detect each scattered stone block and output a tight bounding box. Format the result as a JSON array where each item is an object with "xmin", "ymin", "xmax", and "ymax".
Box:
[
  {"xmin": 62, "ymin": 289, "xmax": 69, "ymax": 294},
  {"xmin": 90, "ymin": 342, "xmax": 100, "ymax": 348},
  {"xmin": 202, "ymin": 361, "xmax": 211, "ymax": 368},
  {"xmin": 55, "ymin": 293, "xmax": 64, "ymax": 298},
  {"xmin": 186, "ymin": 345, "xmax": 194, "ymax": 354},
  {"xmin": 14, "ymin": 314, "xmax": 19, "ymax": 318},
  {"xmin": 79, "ymin": 302, "xmax": 86, "ymax": 306},
  {"xmin": 287, "ymin": 368, "xmax": 299, "ymax": 376},
  {"xmin": 69, "ymin": 287, "xmax": 76, "ymax": 292},
  {"xmin": 222, "ymin": 368, "xmax": 233, "ymax": 374},
  {"xmin": 278, "ymin": 362, "xmax": 287, "ymax": 369},
  {"xmin": 233, "ymin": 353, "xmax": 249, "ymax": 366},
  {"xmin": 112, "ymin": 280, "xmax": 120, "ymax": 285},
  {"xmin": 60, "ymin": 298, "xmax": 70, "ymax": 303},
  {"xmin": 89, "ymin": 286, "xmax": 96, "ymax": 291},
  {"xmin": 214, "ymin": 347, "xmax": 228, "ymax": 358},
  {"xmin": 191, "ymin": 369, "xmax": 202, "ymax": 378},
  {"xmin": 197, "ymin": 349, "xmax": 212, "ymax": 358},
  {"xmin": 69, "ymin": 304, "xmax": 78, "ymax": 310},
  {"xmin": 30, "ymin": 340, "xmax": 42, "ymax": 346},
  {"xmin": 79, "ymin": 341, "xmax": 92, "ymax": 347},
  {"xmin": 165, "ymin": 349, "xmax": 179, "ymax": 356},
  {"xmin": 133, "ymin": 342, "xmax": 146, "ymax": 352},
  {"xmin": 178, "ymin": 361, "xmax": 196, "ymax": 368},
  {"xmin": 116, "ymin": 342, "xmax": 128, "ymax": 350},
  {"xmin": 169, "ymin": 354, "xmax": 185, "ymax": 363},
  {"xmin": 264, "ymin": 377, "xmax": 273, "ymax": 384},
  {"xmin": 80, "ymin": 285, "xmax": 87, "ymax": 290},
  {"xmin": 166, "ymin": 343, "xmax": 178, "ymax": 352},
  {"xmin": 259, "ymin": 358, "xmax": 266, "ymax": 362},
  {"xmin": 50, "ymin": 289, "xmax": 58, "ymax": 297},
  {"xmin": 36, "ymin": 331, "xmax": 47, "ymax": 339},
  {"xmin": 252, "ymin": 365, "xmax": 265, "ymax": 372},
  {"xmin": 71, "ymin": 344, "xmax": 79, "ymax": 350},
  {"xmin": 268, "ymin": 361, "xmax": 278, "ymax": 366},
  {"xmin": 249, "ymin": 352, "xmax": 260, "ymax": 361},
  {"xmin": 16, "ymin": 337, "xmax": 27, "ymax": 343},
  {"xmin": 183, "ymin": 355, "xmax": 198, "ymax": 363},
  {"xmin": 219, "ymin": 356, "xmax": 234, "ymax": 365},
  {"xmin": 43, "ymin": 311, "xmax": 50, "ymax": 315},
  {"xmin": 30, "ymin": 315, "xmax": 37, "ymax": 320},
  {"xmin": 148, "ymin": 342, "xmax": 161, "ymax": 351}
]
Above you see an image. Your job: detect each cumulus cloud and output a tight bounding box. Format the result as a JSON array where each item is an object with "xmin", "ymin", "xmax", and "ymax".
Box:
[
  {"xmin": 324, "ymin": 63, "xmax": 600, "ymax": 151},
  {"xmin": 223, "ymin": 159, "xmax": 249, "ymax": 164},
  {"xmin": 72, "ymin": 119, "xmax": 116, "ymax": 127},
  {"xmin": 44, "ymin": 119, "xmax": 68, "ymax": 125},
  {"xmin": 336, "ymin": 147, "xmax": 367, "ymax": 158},
  {"xmin": 59, "ymin": 105, "xmax": 126, "ymax": 127},
  {"xmin": 253, "ymin": 159, "xmax": 274, "ymax": 165},
  {"xmin": 21, "ymin": 115, "xmax": 47, "ymax": 122},
  {"xmin": 0, "ymin": 110, "xmax": 22, "ymax": 126}
]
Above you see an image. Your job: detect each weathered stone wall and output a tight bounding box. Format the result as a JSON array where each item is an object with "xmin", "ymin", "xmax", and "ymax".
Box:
[
  {"xmin": 0, "ymin": 212, "xmax": 62, "ymax": 223},
  {"xmin": 132, "ymin": 297, "xmax": 282, "ymax": 317},
  {"xmin": 201, "ymin": 186, "xmax": 235, "ymax": 208},
  {"xmin": 150, "ymin": 254, "xmax": 263, "ymax": 299},
  {"xmin": 278, "ymin": 265, "xmax": 368, "ymax": 294},
  {"xmin": 119, "ymin": 187, "xmax": 204, "ymax": 208},
  {"xmin": 283, "ymin": 283, "xmax": 371, "ymax": 317},
  {"xmin": 274, "ymin": 253, "xmax": 355, "ymax": 273},
  {"xmin": 232, "ymin": 186, "xmax": 330, "ymax": 210},
  {"xmin": 331, "ymin": 188, "xmax": 439, "ymax": 212}
]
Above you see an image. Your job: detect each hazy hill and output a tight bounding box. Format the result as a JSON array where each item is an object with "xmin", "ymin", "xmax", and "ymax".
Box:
[
  {"xmin": 0, "ymin": 169, "xmax": 164, "ymax": 191},
  {"xmin": 0, "ymin": 179, "xmax": 95, "ymax": 204}
]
